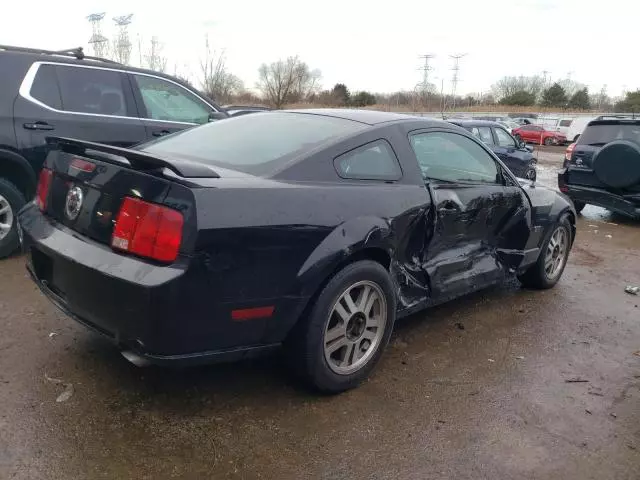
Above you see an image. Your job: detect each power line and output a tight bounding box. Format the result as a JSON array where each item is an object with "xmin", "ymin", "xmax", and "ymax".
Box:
[{"xmin": 449, "ymin": 54, "xmax": 467, "ymax": 110}]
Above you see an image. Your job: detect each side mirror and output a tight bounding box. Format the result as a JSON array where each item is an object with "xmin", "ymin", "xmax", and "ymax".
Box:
[{"xmin": 208, "ymin": 111, "xmax": 228, "ymax": 122}]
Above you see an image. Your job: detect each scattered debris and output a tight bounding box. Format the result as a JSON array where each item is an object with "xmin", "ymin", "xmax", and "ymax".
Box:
[
  {"xmin": 588, "ymin": 391, "xmax": 604, "ymax": 397},
  {"xmin": 605, "ymin": 235, "xmax": 612, "ymax": 239},
  {"xmin": 633, "ymin": 351, "xmax": 640, "ymax": 357},
  {"xmin": 401, "ymin": 359, "xmax": 408, "ymax": 365},
  {"xmin": 610, "ymin": 413, "xmax": 617, "ymax": 419},
  {"xmin": 581, "ymin": 442, "xmax": 588, "ymax": 448},
  {"xmin": 606, "ymin": 222, "xmax": 618, "ymax": 226},
  {"xmin": 437, "ymin": 420, "xmax": 446, "ymax": 424},
  {"xmin": 515, "ymin": 356, "xmax": 525, "ymax": 360},
  {"xmin": 625, "ymin": 286, "xmax": 639, "ymax": 295},
  {"xmin": 628, "ymin": 444, "xmax": 637, "ymax": 451},
  {"xmin": 56, "ymin": 384, "xmax": 74, "ymax": 403},
  {"xmin": 454, "ymin": 322, "xmax": 465, "ymax": 330},
  {"xmin": 565, "ymin": 378, "xmax": 589, "ymax": 383},
  {"xmin": 44, "ymin": 373, "xmax": 74, "ymax": 403},
  {"xmin": 585, "ymin": 409, "xmax": 592, "ymax": 415},
  {"xmin": 588, "ymin": 224, "xmax": 598, "ymax": 228},
  {"xmin": 487, "ymin": 358, "xmax": 495, "ymax": 363},
  {"xmin": 593, "ymin": 230, "xmax": 599, "ymax": 234},
  {"xmin": 48, "ymin": 332, "xmax": 58, "ymax": 338},
  {"xmin": 468, "ymin": 390, "xmax": 480, "ymax": 396}
]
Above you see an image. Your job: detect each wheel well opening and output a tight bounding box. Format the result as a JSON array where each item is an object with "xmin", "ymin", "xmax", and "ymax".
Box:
[{"xmin": 0, "ymin": 159, "xmax": 34, "ymax": 199}]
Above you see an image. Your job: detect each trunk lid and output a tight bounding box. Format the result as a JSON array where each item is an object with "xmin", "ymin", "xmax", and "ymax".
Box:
[{"xmin": 42, "ymin": 138, "xmax": 217, "ymax": 252}]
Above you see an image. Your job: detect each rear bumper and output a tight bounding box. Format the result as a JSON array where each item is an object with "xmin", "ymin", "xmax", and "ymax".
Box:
[
  {"xmin": 558, "ymin": 170, "xmax": 640, "ymax": 217},
  {"xmin": 18, "ymin": 203, "xmax": 295, "ymax": 364}
]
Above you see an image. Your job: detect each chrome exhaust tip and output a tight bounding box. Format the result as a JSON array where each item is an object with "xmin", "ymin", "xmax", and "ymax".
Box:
[{"xmin": 121, "ymin": 350, "xmax": 152, "ymax": 367}]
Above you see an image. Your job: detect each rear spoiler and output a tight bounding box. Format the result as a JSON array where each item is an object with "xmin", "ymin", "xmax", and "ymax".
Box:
[{"xmin": 46, "ymin": 137, "xmax": 219, "ymax": 178}]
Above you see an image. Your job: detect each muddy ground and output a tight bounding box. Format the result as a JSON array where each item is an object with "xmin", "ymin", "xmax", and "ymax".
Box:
[{"xmin": 1, "ymin": 147, "xmax": 639, "ymax": 479}]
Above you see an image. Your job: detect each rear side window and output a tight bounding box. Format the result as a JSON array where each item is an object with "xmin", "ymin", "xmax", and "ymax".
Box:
[
  {"xmin": 559, "ymin": 119, "xmax": 572, "ymax": 127},
  {"xmin": 334, "ymin": 140, "xmax": 402, "ymax": 181},
  {"xmin": 30, "ymin": 64, "xmax": 62, "ymax": 109},
  {"xmin": 142, "ymin": 112, "xmax": 367, "ymax": 175},
  {"xmin": 470, "ymin": 126, "xmax": 494, "ymax": 145},
  {"xmin": 55, "ymin": 66, "xmax": 129, "ymax": 116}
]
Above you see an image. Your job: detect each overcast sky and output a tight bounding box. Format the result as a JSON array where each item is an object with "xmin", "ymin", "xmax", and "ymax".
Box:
[{"xmin": 3, "ymin": 0, "xmax": 637, "ymax": 97}]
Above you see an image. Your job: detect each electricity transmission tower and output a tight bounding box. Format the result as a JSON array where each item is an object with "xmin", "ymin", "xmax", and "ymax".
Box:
[
  {"xmin": 449, "ymin": 54, "xmax": 466, "ymax": 110},
  {"xmin": 87, "ymin": 13, "xmax": 108, "ymax": 58},
  {"xmin": 113, "ymin": 14, "xmax": 133, "ymax": 65},
  {"xmin": 416, "ymin": 54, "xmax": 435, "ymax": 109}
]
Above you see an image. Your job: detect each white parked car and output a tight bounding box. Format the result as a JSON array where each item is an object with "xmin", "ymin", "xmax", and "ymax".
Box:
[{"xmin": 564, "ymin": 116, "xmax": 598, "ymax": 143}]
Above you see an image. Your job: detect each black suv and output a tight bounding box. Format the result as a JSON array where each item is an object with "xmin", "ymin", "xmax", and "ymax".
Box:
[
  {"xmin": 559, "ymin": 116, "xmax": 640, "ymax": 218},
  {"xmin": 0, "ymin": 45, "xmax": 226, "ymax": 257}
]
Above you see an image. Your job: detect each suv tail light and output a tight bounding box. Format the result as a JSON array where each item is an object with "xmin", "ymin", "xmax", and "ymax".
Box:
[
  {"xmin": 36, "ymin": 168, "xmax": 53, "ymax": 211},
  {"xmin": 111, "ymin": 197, "xmax": 184, "ymax": 262},
  {"xmin": 563, "ymin": 142, "xmax": 576, "ymax": 167}
]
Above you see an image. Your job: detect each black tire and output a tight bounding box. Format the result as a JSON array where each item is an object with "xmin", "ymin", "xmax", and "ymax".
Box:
[
  {"xmin": 524, "ymin": 167, "xmax": 537, "ymax": 181},
  {"xmin": 518, "ymin": 215, "xmax": 572, "ymax": 290},
  {"xmin": 286, "ymin": 260, "xmax": 396, "ymax": 393},
  {"xmin": 592, "ymin": 140, "xmax": 640, "ymax": 188},
  {"xmin": 572, "ymin": 200, "xmax": 586, "ymax": 213},
  {"xmin": 0, "ymin": 178, "xmax": 26, "ymax": 259},
  {"xmin": 544, "ymin": 136, "xmax": 554, "ymax": 146}
]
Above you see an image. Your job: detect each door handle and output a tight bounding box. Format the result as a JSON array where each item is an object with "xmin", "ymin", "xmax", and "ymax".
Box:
[
  {"xmin": 152, "ymin": 130, "xmax": 170, "ymax": 137},
  {"xmin": 23, "ymin": 121, "xmax": 54, "ymax": 131}
]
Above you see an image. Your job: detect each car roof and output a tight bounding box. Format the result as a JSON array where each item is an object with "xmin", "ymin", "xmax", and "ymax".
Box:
[
  {"xmin": 448, "ymin": 119, "xmax": 503, "ymax": 128},
  {"xmin": 283, "ymin": 108, "xmax": 444, "ymax": 126}
]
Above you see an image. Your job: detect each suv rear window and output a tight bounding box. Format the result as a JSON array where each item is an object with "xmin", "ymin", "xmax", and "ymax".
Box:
[
  {"xmin": 55, "ymin": 66, "xmax": 130, "ymax": 117},
  {"xmin": 578, "ymin": 123, "xmax": 640, "ymax": 146},
  {"xmin": 142, "ymin": 112, "xmax": 367, "ymax": 175}
]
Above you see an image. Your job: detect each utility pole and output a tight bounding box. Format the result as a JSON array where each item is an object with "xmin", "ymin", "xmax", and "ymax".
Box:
[
  {"xmin": 87, "ymin": 13, "xmax": 108, "ymax": 58},
  {"xmin": 449, "ymin": 54, "xmax": 466, "ymax": 111}
]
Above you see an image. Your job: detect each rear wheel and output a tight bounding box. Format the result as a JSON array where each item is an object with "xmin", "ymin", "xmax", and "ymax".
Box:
[
  {"xmin": 0, "ymin": 179, "xmax": 26, "ymax": 259},
  {"xmin": 518, "ymin": 216, "xmax": 572, "ymax": 289},
  {"xmin": 287, "ymin": 260, "xmax": 396, "ymax": 393},
  {"xmin": 544, "ymin": 136, "xmax": 554, "ymax": 146}
]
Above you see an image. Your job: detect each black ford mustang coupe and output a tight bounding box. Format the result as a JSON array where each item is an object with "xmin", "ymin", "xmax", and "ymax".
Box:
[{"xmin": 18, "ymin": 110, "xmax": 576, "ymax": 392}]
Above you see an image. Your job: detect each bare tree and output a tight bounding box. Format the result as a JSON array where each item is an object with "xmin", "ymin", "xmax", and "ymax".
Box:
[
  {"xmin": 257, "ymin": 56, "xmax": 321, "ymax": 108},
  {"xmin": 491, "ymin": 75, "xmax": 545, "ymax": 102},
  {"xmin": 144, "ymin": 36, "xmax": 167, "ymax": 73},
  {"xmin": 200, "ymin": 37, "xmax": 244, "ymax": 103}
]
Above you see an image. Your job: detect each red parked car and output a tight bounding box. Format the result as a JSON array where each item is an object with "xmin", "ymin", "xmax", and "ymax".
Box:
[{"xmin": 513, "ymin": 124, "xmax": 567, "ymax": 145}]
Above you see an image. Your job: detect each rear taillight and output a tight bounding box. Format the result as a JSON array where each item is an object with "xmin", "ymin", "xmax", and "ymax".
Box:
[
  {"xmin": 111, "ymin": 197, "xmax": 184, "ymax": 262},
  {"xmin": 565, "ymin": 143, "xmax": 576, "ymax": 161},
  {"xmin": 35, "ymin": 168, "xmax": 53, "ymax": 211}
]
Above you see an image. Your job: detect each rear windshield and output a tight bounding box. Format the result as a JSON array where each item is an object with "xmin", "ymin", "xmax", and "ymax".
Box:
[
  {"xmin": 578, "ymin": 123, "xmax": 640, "ymax": 146},
  {"xmin": 141, "ymin": 112, "xmax": 367, "ymax": 175}
]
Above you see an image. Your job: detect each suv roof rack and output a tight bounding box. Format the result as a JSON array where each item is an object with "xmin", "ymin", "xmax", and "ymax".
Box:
[
  {"xmin": 0, "ymin": 44, "xmax": 119, "ymax": 64},
  {"xmin": 595, "ymin": 114, "xmax": 638, "ymax": 121}
]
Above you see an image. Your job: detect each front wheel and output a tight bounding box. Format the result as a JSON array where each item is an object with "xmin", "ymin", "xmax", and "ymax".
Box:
[
  {"xmin": 287, "ymin": 260, "xmax": 396, "ymax": 393},
  {"xmin": 518, "ymin": 216, "xmax": 572, "ymax": 289},
  {"xmin": 524, "ymin": 167, "xmax": 537, "ymax": 181}
]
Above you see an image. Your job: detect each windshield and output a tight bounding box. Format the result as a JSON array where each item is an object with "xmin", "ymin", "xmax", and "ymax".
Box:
[
  {"xmin": 578, "ymin": 123, "xmax": 640, "ymax": 146},
  {"xmin": 142, "ymin": 112, "xmax": 367, "ymax": 175}
]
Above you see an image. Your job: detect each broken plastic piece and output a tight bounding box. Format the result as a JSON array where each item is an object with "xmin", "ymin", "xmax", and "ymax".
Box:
[{"xmin": 625, "ymin": 286, "xmax": 639, "ymax": 295}]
